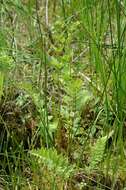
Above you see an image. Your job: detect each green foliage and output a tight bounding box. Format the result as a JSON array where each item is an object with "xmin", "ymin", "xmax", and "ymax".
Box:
[
  {"xmin": 0, "ymin": 52, "xmax": 13, "ymax": 73},
  {"xmin": 30, "ymin": 148, "xmax": 75, "ymax": 180},
  {"xmin": 0, "ymin": 52, "xmax": 14, "ymax": 100},
  {"xmin": 64, "ymin": 78, "xmax": 93, "ymax": 112},
  {"xmin": 89, "ymin": 131, "xmax": 114, "ymax": 170},
  {"xmin": 0, "ymin": 31, "xmax": 8, "ymax": 49},
  {"xmin": 89, "ymin": 135, "xmax": 108, "ymax": 170},
  {"xmin": 76, "ymin": 89, "xmax": 92, "ymax": 112},
  {"xmin": 1, "ymin": 0, "xmax": 126, "ymax": 189},
  {"xmin": 0, "ymin": 73, "xmax": 4, "ymax": 100}
]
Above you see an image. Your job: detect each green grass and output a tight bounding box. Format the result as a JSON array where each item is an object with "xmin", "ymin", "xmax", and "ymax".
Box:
[{"xmin": 0, "ymin": 0, "xmax": 126, "ymax": 189}]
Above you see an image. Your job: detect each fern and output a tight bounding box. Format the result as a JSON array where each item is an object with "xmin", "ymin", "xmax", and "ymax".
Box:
[
  {"xmin": 89, "ymin": 131, "xmax": 114, "ymax": 170},
  {"xmin": 30, "ymin": 148, "xmax": 75, "ymax": 180},
  {"xmin": 89, "ymin": 136, "xmax": 108, "ymax": 170}
]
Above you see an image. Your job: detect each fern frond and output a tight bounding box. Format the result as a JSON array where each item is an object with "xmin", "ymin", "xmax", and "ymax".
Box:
[
  {"xmin": 89, "ymin": 131, "xmax": 114, "ymax": 170},
  {"xmin": 30, "ymin": 148, "xmax": 75, "ymax": 179},
  {"xmin": 89, "ymin": 136, "xmax": 108, "ymax": 170}
]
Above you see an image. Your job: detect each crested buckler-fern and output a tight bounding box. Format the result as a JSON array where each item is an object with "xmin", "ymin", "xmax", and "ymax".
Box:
[
  {"xmin": 89, "ymin": 135, "xmax": 107, "ymax": 170},
  {"xmin": 30, "ymin": 148, "xmax": 75, "ymax": 180},
  {"xmin": 1, "ymin": 0, "xmax": 126, "ymax": 189},
  {"xmin": 89, "ymin": 130, "xmax": 114, "ymax": 170}
]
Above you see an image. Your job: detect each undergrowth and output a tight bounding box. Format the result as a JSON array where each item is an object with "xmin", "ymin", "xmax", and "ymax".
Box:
[{"xmin": 0, "ymin": 0, "xmax": 126, "ymax": 189}]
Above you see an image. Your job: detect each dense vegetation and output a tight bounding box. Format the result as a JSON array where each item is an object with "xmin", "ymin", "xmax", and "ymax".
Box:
[{"xmin": 0, "ymin": 0, "xmax": 126, "ymax": 189}]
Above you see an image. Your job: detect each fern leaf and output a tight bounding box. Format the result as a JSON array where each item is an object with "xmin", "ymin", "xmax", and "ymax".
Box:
[
  {"xmin": 30, "ymin": 148, "xmax": 75, "ymax": 179},
  {"xmin": 89, "ymin": 136, "xmax": 108, "ymax": 170}
]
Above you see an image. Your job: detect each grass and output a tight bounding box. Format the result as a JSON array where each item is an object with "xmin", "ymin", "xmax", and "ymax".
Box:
[{"xmin": 0, "ymin": 0, "xmax": 126, "ymax": 189}]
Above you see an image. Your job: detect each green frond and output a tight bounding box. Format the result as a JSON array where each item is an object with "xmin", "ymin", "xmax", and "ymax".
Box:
[
  {"xmin": 89, "ymin": 135, "xmax": 108, "ymax": 170},
  {"xmin": 30, "ymin": 148, "xmax": 75, "ymax": 180}
]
